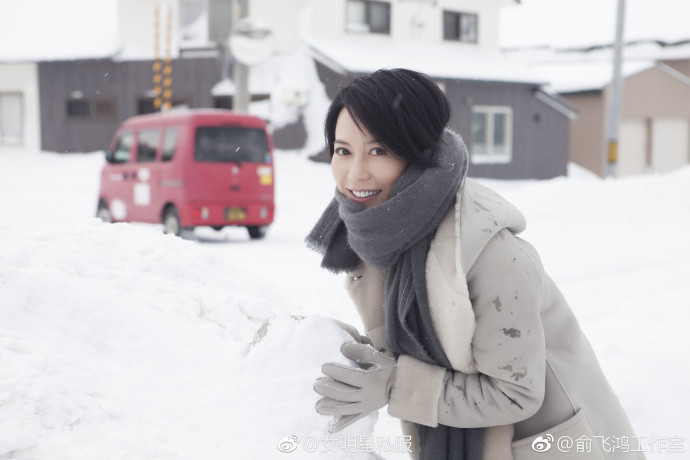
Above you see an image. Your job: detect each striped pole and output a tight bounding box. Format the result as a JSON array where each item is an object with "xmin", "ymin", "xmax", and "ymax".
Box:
[
  {"xmin": 162, "ymin": 2, "xmax": 173, "ymax": 110},
  {"xmin": 153, "ymin": 3, "xmax": 162, "ymax": 110}
]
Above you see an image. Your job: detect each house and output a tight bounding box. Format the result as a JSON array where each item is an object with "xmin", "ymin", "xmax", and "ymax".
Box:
[
  {"xmin": 2, "ymin": 0, "xmax": 339, "ymax": 156},
  {"xmin": 303, "ymin": 0, "xmax": 575, "ymax": 179},
  {"xmin": 516, "ymin": 41, "xmax": 690, "ymax": 177},
  {"xmin": 0, "ymin": 63, "xmax": 40, "ymax": 151},
  {"xmin": 1, "ymin": 0, "xmax": 573, "ymax": 180},
  {"xmin": 0, "ymin": 0, "xmax": 320, "ymax": 154}
]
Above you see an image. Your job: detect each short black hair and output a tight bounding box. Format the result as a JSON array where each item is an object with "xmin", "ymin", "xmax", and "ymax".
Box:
[{"xmin": 324, "ymin": 68, "xmax": 451, "ymax": 167}]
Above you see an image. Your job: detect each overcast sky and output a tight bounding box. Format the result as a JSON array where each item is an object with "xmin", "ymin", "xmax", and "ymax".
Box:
[{"xmin": 499, "ymin": 0, "xmax": 690, "ymax": 49}]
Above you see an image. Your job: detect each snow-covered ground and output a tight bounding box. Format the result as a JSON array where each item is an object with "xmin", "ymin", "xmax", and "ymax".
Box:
[{"xmin": 1, "ymin": 149, "xmax": 688, "ymax": 459}]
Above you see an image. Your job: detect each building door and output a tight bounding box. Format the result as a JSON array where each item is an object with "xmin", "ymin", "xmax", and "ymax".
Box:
[
  {"xmin": 651, "ymin": 118, "xmax": 690, "ymax": 173},
  {"xmin": 619, "ymin": 120, "xmax": 647, "ymax": 176},
  {"xmin": 0, "ymin": 93, "xmax": 23, "ymax": 146}
]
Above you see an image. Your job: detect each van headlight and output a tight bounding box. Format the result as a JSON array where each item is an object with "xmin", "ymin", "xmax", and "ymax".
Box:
[
  {"xmin": 260, "ymin": 207, "xmax": 268, "ymax": 219},
  {"xmin": 201, "ymin": 207, "xmax": 210, "ymax": 220}
]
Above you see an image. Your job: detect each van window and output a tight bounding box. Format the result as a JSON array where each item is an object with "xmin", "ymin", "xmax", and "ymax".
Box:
[
  {"xmin": 107, "ymin": 132, "xmax": 134, "ymax": 164},
  {"xmin": 137, "ymin": 129, "xmax": 160, "ymax": 163},
  {"xmin": 162, "ymin": 127, "xmax": 180, "ymax": 162},
  {"xmin": 194, "ymin": 126, "xmax": 270, "ymax": 163}
]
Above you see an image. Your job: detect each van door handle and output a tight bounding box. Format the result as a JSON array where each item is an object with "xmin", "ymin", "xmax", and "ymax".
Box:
[{"xmin": 230, "ymin": 185, "xmax": 241, "ymax": 191}]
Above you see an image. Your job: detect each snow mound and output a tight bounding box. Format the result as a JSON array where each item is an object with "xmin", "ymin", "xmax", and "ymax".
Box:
[
  {"xmin": 0, "ymin": 220, "xmax": 375, "ymax": 458},
  {"xmin": 566, "ymin": 161, "xmax": 602, "ymax": 180},
  {"xmin": 238, "ymin": 313, "xmax": 379, "ymax": 458}
]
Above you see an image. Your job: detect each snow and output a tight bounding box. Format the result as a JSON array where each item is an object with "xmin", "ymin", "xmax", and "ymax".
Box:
[
  {"xmin": 302, "ymin": 36, "xmax": 545, "ymax": 85},
  {"xmin": 1, "ymin": 148, "xmax": 689, "ymax": 458},
  {"xmin": 210, "ymin": 78, "xmax": 237, "ymax": 97},
  {"xmin": 533, "ymin": 59, "xmax": 656, "ymax": 94},
  {"xmin": 503, "ymin": 41, "xmax": 690, "ymax": 94},
  {"xmin": 247, "ymin": 47, "xmax": 332, "ymax": 157}
]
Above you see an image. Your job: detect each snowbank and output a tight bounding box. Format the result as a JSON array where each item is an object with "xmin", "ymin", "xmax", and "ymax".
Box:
[
  {"xmin": 1, "ymin": 148, "xmax": 688, "ymax": 457},
  {"xmin": 0, "ymin": 221, "xmax": 376, "ymax": 458}
]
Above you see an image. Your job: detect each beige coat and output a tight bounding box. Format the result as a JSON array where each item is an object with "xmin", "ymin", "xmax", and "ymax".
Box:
[{"xmin": 343, "ymin": 178, "xmax": 645, "ymax": 460}]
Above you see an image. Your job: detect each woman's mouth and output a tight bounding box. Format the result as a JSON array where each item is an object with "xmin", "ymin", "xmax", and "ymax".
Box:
[{"xmin": 348, "ymin": 189, "xmax": 382, "ymax": 202}]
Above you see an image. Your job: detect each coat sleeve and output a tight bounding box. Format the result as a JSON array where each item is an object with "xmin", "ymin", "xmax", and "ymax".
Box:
[{"xmin": 387, "ymin": 228, "xmax": 547, "ymax": 428}]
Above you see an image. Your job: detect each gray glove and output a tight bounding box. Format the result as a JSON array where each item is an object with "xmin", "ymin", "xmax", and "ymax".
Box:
[{"xmin": 314, "ymin": 341, "xmax": 397, "ymax": 433}]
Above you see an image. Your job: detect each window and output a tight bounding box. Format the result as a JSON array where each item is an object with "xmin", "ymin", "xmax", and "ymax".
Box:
[
  {"xmin": 162, "ymin": 127, "xmax": 180, "ymax": 162},
  {"xmin": 179, "ymin": 0, "xmax": 231, "ymax": 48},
  {"xmin": 471, "ymin": 106, "xmax": 512, "ymax": 164},
  {"xmin": 180, "ymin": 1, "xmax": 207, "ymax": 47},
  {"xmin": 213, "ymin": 96, "xmax": 233, "ymax": 110},
  {"xmin": 208, "ymin": 0, "xmax": 232, "ymax": 43},
  {"xmin": 67, "ymin": 99, "xmax": 91, "ymax": 117},
  {"xmin": 346, "ymin": 0, "xmax": 390, "ymax": 34},
  {"xmin": 107, "ymin": 132, "xmax": 134, "ymax": 164},
  {"xmin": 67, "ymin": 97, "xmax": 116, "ymax": 119},
  {"xmin": 93, "ymin": 99, "xmax": 116, "ymax": 118},
  {"xmin": 137, "ymin": 129, "xmax": 160, "ymax": 163},
  {"xmin": 443, "ymin": 10, "xmax": 478, "ymax": 43},
  {"xmin": 0, "ymin": 93, "xmax": 22, "ymax": 145},
  {"xmin": 194, "ymin": 126, "xmax": 270, "ymax": 163}
]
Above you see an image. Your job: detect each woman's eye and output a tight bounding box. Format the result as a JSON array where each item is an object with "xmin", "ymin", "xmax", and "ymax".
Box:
[
  {"xmin": 371, "ymin": 148, "xmax": 386, "ymax": 156},
  {"xmin": 334, "ymin": 147, "xmax": 349, "ymax": 156}
]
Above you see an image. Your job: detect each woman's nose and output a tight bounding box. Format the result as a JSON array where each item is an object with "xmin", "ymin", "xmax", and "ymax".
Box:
[{"xmin": 347, "ymin": 154, "xmax": 371, "ymax": 181}]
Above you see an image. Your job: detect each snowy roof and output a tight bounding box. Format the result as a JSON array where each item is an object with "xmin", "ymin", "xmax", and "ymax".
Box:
[
  {"xmin": 303, "ymin": 36, "xmax": 546, "ymax": 85},
  {"xmin": 0, "ymin": 0, "xmax": 118, "ymax": 62},
  {"xmin": 507, "ymin": 41, "xmax": 690, "ymax": 93},
  {"xmin": 500, "ymin": 0, "xmax": 690, "ymax": 50},
  {"xmin": 508, "ymin": 41, "xmax": 690, "ymax": 64},
  {"xmin": 532, "ymin": 60, "xmax": 656, "ymax": 94}
]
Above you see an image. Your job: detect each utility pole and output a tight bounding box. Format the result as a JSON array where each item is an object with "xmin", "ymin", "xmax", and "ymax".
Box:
[
  {"xmin": 606, "ymin": 0, "xmax": 626, "ymax": 178},
  {"xmin": 231, "ymin": 0, "xmax": 250, "ymax": 113}
]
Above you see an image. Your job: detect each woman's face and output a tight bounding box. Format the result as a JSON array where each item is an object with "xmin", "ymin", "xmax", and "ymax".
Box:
[{"xmin": 331, "ymin": 108, "xmax": 407, "ymax": 209}]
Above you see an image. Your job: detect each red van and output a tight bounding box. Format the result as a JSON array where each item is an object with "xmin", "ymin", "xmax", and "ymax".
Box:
[{"xmin": 97, "ymin": 109, "xmax": 275, "ymax": 239}]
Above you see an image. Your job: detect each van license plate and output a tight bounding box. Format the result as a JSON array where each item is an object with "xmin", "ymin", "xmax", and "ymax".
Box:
[{"xmin": 225, "ymin": 207, "xmax": 247, "ymax": 221}]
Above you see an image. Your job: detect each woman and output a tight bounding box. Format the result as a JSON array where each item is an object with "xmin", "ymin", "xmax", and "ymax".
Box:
[{"xmin": 306, "ymin": 69, "xmax": 644, "ymax": 460}]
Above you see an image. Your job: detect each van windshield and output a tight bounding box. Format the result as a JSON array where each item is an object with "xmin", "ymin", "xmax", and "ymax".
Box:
[{"xmin": 194, "ymin": 126, "xmax": 270, "ymax": 163}]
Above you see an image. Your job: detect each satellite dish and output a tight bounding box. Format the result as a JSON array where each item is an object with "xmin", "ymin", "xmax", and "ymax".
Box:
[{"xmin": 229, "ymin": 17, "xmax": 274, "ymax": 66}]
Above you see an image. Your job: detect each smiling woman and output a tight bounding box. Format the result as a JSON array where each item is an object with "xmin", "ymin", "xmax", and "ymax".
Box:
[
  {"xmin": 305, "ymin": 69, "xmax": 644, "ymax": 460},
  {"xmin": 324, "ymin": 68, "xmax": 451, "ymax": 211},
  {"xmin": 330, "ymin": 109, "xmax": 408, "ymax": 208}
]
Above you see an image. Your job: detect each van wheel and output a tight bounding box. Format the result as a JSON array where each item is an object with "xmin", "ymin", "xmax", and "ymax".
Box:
[
  {"xmin": 212, "ymin": 226, "xmax": 224, "ymax": 231},
  {"xmin": 163, "ymin": 207, "xmax": 181, "ymax": 236},
  {"xmin": 97, "ymin": 201, "xmax": 112, "ymax": 223},
  {"xmin": 247, "ymin": 225, "xmax": 267, "ymax": 240}
]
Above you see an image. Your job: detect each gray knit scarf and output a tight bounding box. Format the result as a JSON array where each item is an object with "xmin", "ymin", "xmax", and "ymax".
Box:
[{"xmin": 306, "ymin": 129, "xmax": 484, "ymax": 460}]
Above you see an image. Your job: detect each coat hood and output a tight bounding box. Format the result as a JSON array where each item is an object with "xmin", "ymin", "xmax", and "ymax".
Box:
[{"xmin": 457, "ymin": 178, "xmax": 527, "ymax": 276}]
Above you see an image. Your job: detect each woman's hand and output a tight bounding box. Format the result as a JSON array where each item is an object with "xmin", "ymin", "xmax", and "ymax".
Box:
[{"xmin": 314, "ymin": 342, "xmax": 397, "ymax": 433}]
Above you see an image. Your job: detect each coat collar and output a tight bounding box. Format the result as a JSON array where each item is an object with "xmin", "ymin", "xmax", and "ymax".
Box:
[{"xmin": 345, "ymin": 178, "xmax": 527, "ymax": 372}]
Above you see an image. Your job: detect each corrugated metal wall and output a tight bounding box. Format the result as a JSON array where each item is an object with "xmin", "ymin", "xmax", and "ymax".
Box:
[{"xmin": 38, "ymin": 58, "xmax": 219, "ymax": 153}]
